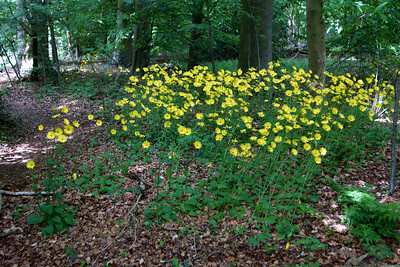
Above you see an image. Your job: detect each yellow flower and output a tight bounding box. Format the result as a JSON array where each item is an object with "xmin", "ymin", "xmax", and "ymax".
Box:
[
  {"xmin": 285, "ymin": 242, "xmax": 290, "ymax": 250},
  {"xmin": 275, "ymin": 136, "xmax": 282, "ymax": 143},
  {"xmin": 99, "ymin": 106, "xmax": 104, "ymax": 110},
  {"xmin": 347, "ymin": 115, "xmax": 355, "ymax": 122},
  {"xmin": 230, "ymin": 148, "xmax": 239, "ymax": 156},
  {"xmin": 184, "ymin": 128, "xmax": 192, "ymax": 135},
  {"xmin": 72, "ymin": 121, "xmax": 80, "ymax": 127},
  {"xmin": 164, "ymin": 113, "xmax": 171, "ymax": 120},
  {"xmin": 315, "ymin": 133, "xmax": 321, "ymax": 140},
  {"xmin": 88, "ymin": 114, "xmax": 94, "ymax": 120},
  {"xmin": 196, "ymin": 113, "xmax": 204, "ymax": 119},
  {"xmin": 257, "ymin": 138, "xmax": 267, "ymax": 146},
  {"xmin": 315, "ymin": 157, "xmax": 322, "ymax": 164},
  {"xmin": 64, "ymin": 125, "xmax": 74, "ymax": 135},
  {"xmin": 323, "ymin": 125, "xmax": 331, "ymax": 131},
  {"xmin": 122, "ymin": 125, "xmax": 127, "ymax": 131},
  {"xmin": 54, "ymin": 128, "xmax": 63, "ymax": 136},
  {"xmin": 216, "ymin": 118, "xmax": 225, "ymax": 125},
  {"xmin": 216, "ymin": 134, "xmax": 223, "ymax": 141},
  {"xmin": 291, "ymin": 149, "xmax": 298, "ymax": 156},
  {"xmin": 142, "ymin": 140, "xmax": 150, "ymax": 149},
  {"xmin": 96, "ymin": 120, "xmax": 103, "ymax": 126},
  {"xmin": 320, "ymin": 147, "xmax": 327, "ymax": 156},
  {"xmin": 111, "ymin": 129, "xmax": 117, "ymax": 135},
  {"xmin": 38, "ymin": 125, "xmax": 44, "ymax": 131},
  {"xmin": 58, "ymin": 135, "xmax": 67, "ymax": 143},
  {"xmin": 61, "ymin": 106, "xmax": 69, "ymax": 113},
  {"xmin": 26, "ymin": 160, "xmax": 35, "ymax": 169},
  {"xmin": 114, "ymin": 114, "xmax": 121, "ymax": 120},
  {"xmin": 64, "ymin": 118, "xmax": 70, "ymax": 125},
  {"xmin": 194, "ymin": 141, "xmax": 202, "ymax": 149},
  {"xmin": 304, "ymin": 143, "xmax": 311, "ymax": 151},
  {"xmin": 52, "ymin": 114, "xmax": 60, "ymax": 119},
  {"xmin": 72, "ymin": 173, "xmax": 77, "ymax": 181},
  {"xmin": 47, "ymin": 131, "xmax": 55, "ymax": 140},
  {"xmin": 164, "ymin": 121, "xmax": 171, "ymax": 128},
  {"xmin": 312, "ymin": 149, "xmax": 320, "ymax": 157}
]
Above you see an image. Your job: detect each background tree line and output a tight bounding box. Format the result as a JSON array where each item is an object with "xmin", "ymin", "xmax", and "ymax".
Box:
[{"xmin": 0, "ymin": 0, "xmax": 399, "ymax": 84}]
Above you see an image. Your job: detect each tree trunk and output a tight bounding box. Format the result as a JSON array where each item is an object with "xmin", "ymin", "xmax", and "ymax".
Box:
[
  {"xmin": 187, "ymin": 0, "xmax": 204, "ymax": 71},
  {"xmin": 49, "ymin": 20, "xmax": 62, "ymax": 90},
  {"xmin": 117, "ymin": 0, "xmax": 133, "ymax": 67},
  {"xmin": 257, "ymin": 0, "xmax": 273, "ymax": 69},
  {"xmin": 16, "ymin": 0, "xmax": 25, "ymax": 73},
  {"xmin": 27, "ymin": 0, "xmax": 53, "ymax": 83},
  {"xmin": 306, "ymin": 0, "xmax": 326, "ymax": 83},
  {"xmin": 390, "ymin": 75, "xmax": 400, "ymax": 194},
  {"xmin": 131, "ymin": 0, "xmax": 152, "ymax": 77},
  {"xmin": 238, "ymin": 0, "xmax": 273, "ymax": 72}
]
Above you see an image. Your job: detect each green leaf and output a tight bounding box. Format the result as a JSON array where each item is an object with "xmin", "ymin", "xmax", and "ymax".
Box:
[
  {"xmin": 166, "ymin": 168, "xmax": 172, "ymax": 179},
  {"xmin": 63, "ymin": 214, "xmax": 77, "ymax": 226},
  {"xmin": 122, "ymin": 161, "xmax": 130, "ymax": 176},
  {"xmin": 51, "ymin": 216, "xmax": 62, "ymax": 224},
  {"xmin": 247, "ymin": 237, "xmax": 259, "ymax": 246},
  {"xmin": 42, "ymin": 224, "xmax": 54, "ymax": 236},
  {"xmin": 28, "ymin": 213, "xmax": 44, "ymax": 225}
]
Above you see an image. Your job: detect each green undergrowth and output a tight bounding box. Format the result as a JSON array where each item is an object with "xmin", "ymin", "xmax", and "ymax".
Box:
[
  {"xmin": 25, "ymin": 62, "xmax": 398, "ymax": 263},
  {"xmin": 326, "ymin": 178, "xmax": 400, "ymax": 260}
]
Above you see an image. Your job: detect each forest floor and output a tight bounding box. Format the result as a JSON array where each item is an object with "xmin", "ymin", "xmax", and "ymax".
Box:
[{"xmin": 0, "ymin": 69, "xmax": 399, "ymax": 266}]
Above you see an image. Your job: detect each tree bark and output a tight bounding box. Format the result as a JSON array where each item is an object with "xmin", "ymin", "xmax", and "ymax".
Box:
[
  {"xmin": 390, "ymin": 75, "xmax": 400, "ymax": 194},
  {"xmin": 187, "ymin": 0, "xmax": 204, "ymax": 71},
  {"xmin": 117, "ymin": 0, "xmax": 134, "ymax": 67},
  {"xmin": 26, "ymin": 0, "xmax": 52, "ymax": 82},
  {"xmin": 306, "ymin": 0, "xmax": 326, "ymax": 83},
  {"xmin": 49, "ymin": 20, "xmax": 62, "ymax": 90},
  {"xmin": 238, "ymin": 0, "xmax": 273, "ymax": 72},
  {"xmin": 131, "ymin": 0, "xmax": 152, "ymax": 77}
]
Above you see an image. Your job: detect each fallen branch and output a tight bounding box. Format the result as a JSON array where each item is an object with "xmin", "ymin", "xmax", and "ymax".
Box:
[
  {"xmin": 0, "ymin": 227, "xmax": 23, "ymax": 238},
  {"xmin": 0, "ymin": 190, "xmax": 53, "ymax": 197},
  {"xmin": 0, "ymin": 189, "xmax": 66, "ymax": 212}
]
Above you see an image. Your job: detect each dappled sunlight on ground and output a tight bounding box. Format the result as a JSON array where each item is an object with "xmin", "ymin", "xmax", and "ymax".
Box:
[{"xmin": 0, "ymin": 143, "xmax": 48, "ymax": 165}]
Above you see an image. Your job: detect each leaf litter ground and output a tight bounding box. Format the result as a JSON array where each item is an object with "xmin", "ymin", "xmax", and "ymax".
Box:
[{"xmin": 0, "ymin": 73, "xmax": 399, "ymax": 266}]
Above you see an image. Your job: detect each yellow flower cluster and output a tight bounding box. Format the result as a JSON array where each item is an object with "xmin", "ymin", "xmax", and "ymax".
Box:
[
  {"xmin": 40, "ymin": 106, "xmax": 79, "ymax": 143},
  {"xmin": 109, "ymin": 64, "xmax": 394, "ymax": 165}
]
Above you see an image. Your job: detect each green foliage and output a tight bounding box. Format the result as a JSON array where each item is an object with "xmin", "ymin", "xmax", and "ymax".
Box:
[
  {"xmin": 326, "ymin": 178, "xmax": 400, "ymax": 260},
  {"xmin": 294, "ymin": 237, "xmax": 326, "ymax": 251},
  {"xmin": 64, "ymin": 247, "xmax": 77, "ymax": 260},
  {"xmin": 28, "ymin": 203, "xmax": 76, "ymax": 236}
]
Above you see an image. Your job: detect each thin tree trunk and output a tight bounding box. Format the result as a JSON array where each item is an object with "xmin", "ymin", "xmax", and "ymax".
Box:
[
  {"xmin": 1, "ymin": 55, "xmax": 12, "ymax": 82},
  {"xmin": 390, "ymin": 75, "xmax": 400, "ymax": 194},
  {"xmin": 0, "ymin": 43, "xmax": 22, "ymax": 83},
  {"xmin": 205, "ymin": 0, "xmax": 215, "ymax": 73},
  {"xmin": 306, "ymin": 0, "xmax": 326, "ymax": 83},
  {"xmin": 49, "ymin": 21, "xmax": 62, "ymax": 91}
]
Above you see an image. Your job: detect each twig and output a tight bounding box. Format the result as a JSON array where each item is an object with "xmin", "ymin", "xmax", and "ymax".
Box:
[
  {"xmin": 0, "ymin": 227, "xmax": 23, "ymax": 238},
  {"xmin": 0, "ymin": 189, "xmax": 66, "ymax": 212},
  {"xmin": 91, "ymin": 193, "xmax": 143, "ymax": 267}
]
